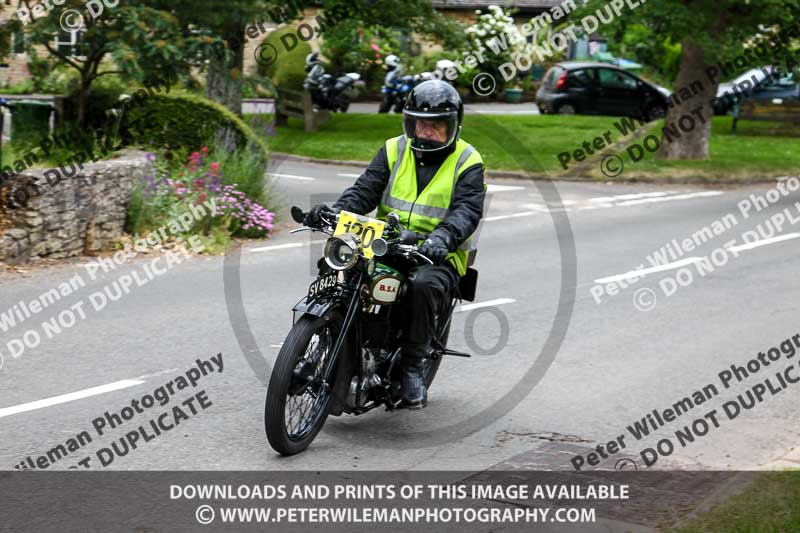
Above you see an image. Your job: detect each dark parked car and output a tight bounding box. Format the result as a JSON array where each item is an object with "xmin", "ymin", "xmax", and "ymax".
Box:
[
  {"xmin": 714, "ymin": 67, "xmax": 799, "ymax": 114},
  {"xmin": 536, "ymin": 62, "xmax": 670, "ymax": 121}
]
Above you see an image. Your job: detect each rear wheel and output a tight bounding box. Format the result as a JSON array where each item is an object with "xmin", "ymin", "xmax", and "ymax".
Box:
[
  {"xmin": 265, "ymin": 311, "xmax": 343, "ymax": 455},
  {"xmin": 378, "ymin": 95, "xmax": 393, "ymax": 113},
  {"xmin": 556, "ymin": 102, "xmax": 577, "ymax": 114}
]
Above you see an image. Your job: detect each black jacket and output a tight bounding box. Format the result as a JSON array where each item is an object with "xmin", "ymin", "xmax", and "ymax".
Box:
[{"xmin": 331, "ymin": 142, "xmax": 486, "ymax": 252}]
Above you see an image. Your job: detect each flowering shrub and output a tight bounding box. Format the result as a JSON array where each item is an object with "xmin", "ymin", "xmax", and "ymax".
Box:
[
  {"xmin": 217, "ymin": 185, "xmax": 275, "ymax": 237},
  {"xmin": 463, "ymin": 6, "xmax": 533, "ymax": 88},
  {"xmin": 131, "ymin": 146, "xmax": 275, "ymax": 241}
]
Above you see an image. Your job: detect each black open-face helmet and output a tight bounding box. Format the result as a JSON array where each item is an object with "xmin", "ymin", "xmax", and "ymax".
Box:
[{"xmin": 402, "ymin": 80, "xmax": 463, "ymax": 154}]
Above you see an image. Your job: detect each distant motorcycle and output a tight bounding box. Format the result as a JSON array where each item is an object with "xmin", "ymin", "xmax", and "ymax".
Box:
[
  {"xmin": 379, "ymin": 55, "xmax": 434, "ymax": 113},
  {"xmin": 303, "ymin": 52, "xmax": 360, "ymax": 113},
  {"xmin": 379, "ymin": 75, "xmax": 415, "ymax": 114}
]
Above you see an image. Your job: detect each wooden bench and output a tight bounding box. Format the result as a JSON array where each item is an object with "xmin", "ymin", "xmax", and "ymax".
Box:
[
  {"xmin": 732, "ymin": 100, "xmax": 800, "ymax": 134},
  {"xmin": 274, "ymin": 89, "xmax": 330, "ymax": 133}
]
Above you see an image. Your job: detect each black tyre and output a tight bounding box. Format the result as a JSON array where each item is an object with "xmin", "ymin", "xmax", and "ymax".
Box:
[
  {"xmin": 393, "ymin": 99, "xmax": 405, "ymax": 114},
  {"xmin": 556, "ymin": 102, "xmax": 577, "ymax": 114},
  {"xmin": 265, "ymin": 311, "xmax": 343, "ymax": 455},
  {"xmin": 378, "ymin": 95, "xmax": 393, "ymax": 113},
  {"xmin": 643, "ymin": 103, "xmax": 666, "ymax": 122}
]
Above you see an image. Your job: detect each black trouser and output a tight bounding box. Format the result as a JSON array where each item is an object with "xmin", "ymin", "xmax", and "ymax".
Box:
[{"xmin": 397, "ymin": 263, "xmax": 460, "ymax": 353}]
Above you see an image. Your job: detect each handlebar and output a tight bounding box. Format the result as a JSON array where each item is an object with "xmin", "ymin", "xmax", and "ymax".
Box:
[{"xmin": 290, "ymin": 206, "xmax": 431, "ymax": 260}]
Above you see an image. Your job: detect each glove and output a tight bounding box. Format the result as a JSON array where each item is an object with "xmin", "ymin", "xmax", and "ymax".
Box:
[
  {"xmin": 419, "ymin": 233, "xmax": 450, "ymax": 264},
  {"xmin": 304, "ymin": 204, "xmax": 334, "ymax": 228}
]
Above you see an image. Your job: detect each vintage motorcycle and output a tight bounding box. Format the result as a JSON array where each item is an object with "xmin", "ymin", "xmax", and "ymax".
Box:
[{"xmin": 264, "ymin": 207, "xmax": 478, "ymax": 455}]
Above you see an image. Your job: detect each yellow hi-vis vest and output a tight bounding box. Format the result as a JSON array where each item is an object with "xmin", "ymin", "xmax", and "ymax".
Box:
[{"xmin": 377, "ymin": 135, "xmax": 484, "ymax": 277}]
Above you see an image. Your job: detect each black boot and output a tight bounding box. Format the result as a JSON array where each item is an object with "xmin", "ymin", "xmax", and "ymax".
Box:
[{"xmin": 401, "ymin": 347, "xmax": 428, "ymax": 409}]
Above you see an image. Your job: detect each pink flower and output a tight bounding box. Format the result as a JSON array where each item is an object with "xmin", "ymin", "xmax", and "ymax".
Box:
[
  {"xmin": 371, "ymin": 44, "xmax": 379, "ymax": 51},
  {"xmin": 201, "ymin": 146, "xmax": 209, "ymax": 153}
]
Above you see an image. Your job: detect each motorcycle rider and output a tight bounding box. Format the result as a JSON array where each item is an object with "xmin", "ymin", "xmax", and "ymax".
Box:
[
  {"xmin": 384, "ymin": 54, "xmax": 403, "ymax": 86},
  {"xmin": 304, "ymin": 80, "xmax": 486, "ymax": 409},
  {"xmin": 303, "ymin": 51, "xmax": 325, "ymax": 91}
]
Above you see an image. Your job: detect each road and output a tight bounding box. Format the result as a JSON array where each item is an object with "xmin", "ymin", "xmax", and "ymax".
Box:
[
  {"xmin": 242, "ymin": 100, "xmax": 541, "ymax": 115},
  {"xmin": 1, "ymin": 157, "xmax": 799, "ymax": 473}
]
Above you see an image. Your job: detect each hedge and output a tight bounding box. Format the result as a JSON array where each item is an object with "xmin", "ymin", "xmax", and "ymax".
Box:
[
  {"xmin": 120, "ymin": 93, "xmax": 268, "ymax": 155},
  {"xmin": 257, "ymin": 26, "xmax": 311, "ymax": 91}
]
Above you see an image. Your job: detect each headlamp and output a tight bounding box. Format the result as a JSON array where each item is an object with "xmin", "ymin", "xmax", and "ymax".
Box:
[{"xmin": 324, "ymin": 234, "xmax": 359, "ymax": 271}]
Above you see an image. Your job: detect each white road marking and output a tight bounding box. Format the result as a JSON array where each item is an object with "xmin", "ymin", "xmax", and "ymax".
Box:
[
  {"xmin": 249, "ymin": 239, "xmax": 328, "ymax": 253},
  {"xmin": 594, "ymin": 257, "xmax": 703, "ymax": 284},
  {"xmin": 614, "ymin": 191, "xmax": 724, "ymax": 206},
  {"xmin": 133, "ymin": 368, "xmax": 179, "ymax": 381},
  {"xmin": 485, "ymin": 211, "xmax": 538, "ymax": 222},
  {"xmin": 268, "ymin": 173, "xmax": 316, "ymax": 181},
  {"xmin": 250, "ymin": 242, "xmax": 304, "ymax": 252},
  {"xmin": 0, "ymin": 379, "xmax": 145, "ymax": 419},
  {"xmin": 589, "ymin": 191, "xmax": 678, "ymax": 203},
  {"xmin": 514, "ymin": 191, "xmax": 723, "ymax": 214},
  {"xmin": 594, "ymin": 232, "xmax": 800, "ymax": 286},
  {"xmin": 455, "ymin": 298, "xmax": 515, "ymax": 313},
  {"xmin": 487, "ymin": 184, "xmax": 525, "ymax": 193},
  {"xmin": 519, "ymin": 203, "xmax": 551, "ymax": 212},
  {"xmin": 727, "ymin": 232, "xmax": 800, "ymax": 253},
  {"xmin": 337, "ymin": 173, "xmax": 360, "ymax": 178}
]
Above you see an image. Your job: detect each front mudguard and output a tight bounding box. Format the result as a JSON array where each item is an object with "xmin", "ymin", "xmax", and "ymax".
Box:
[
  {"xmin": 292, "ymin": 295, "xmax": 357, "ymax": 416},
  {"xmin": 292, "ymin": 295, "xmax": 339, "ymax": 321}
]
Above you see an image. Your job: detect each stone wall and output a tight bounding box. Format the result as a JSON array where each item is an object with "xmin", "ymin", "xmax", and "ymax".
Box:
[{"xmin": 0, "ymin": 151, "xmax": 154, "ymax": 263}]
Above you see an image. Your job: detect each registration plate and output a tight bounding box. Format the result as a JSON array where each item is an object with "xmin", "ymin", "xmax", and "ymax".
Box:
[
  {"xmin": 308, "ymin": 272, "xmax": 338, "ymax": 298},
  {"xmin": 334, "ymin": 211, "xmax": 386, "ymax": 259}
]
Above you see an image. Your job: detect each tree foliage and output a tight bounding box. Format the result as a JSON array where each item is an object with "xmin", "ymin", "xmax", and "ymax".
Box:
[
  {"xmin": 1, "ymin": 0, "xmax": 200, "ymax": 126},
  {"xmin": 575, "ymin": 0, "xmax": 800, "ymax": 160}
]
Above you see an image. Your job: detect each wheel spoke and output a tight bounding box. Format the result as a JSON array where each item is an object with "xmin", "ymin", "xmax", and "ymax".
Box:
[{"xmin": 284, "ymin": 324, "xmax": 334, "ymax": 440}]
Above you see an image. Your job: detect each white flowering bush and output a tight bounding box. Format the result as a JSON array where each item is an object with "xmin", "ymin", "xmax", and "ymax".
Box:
[{"xmin": 464, "ymin": 6, "xmax": 532, "ymax": 75}]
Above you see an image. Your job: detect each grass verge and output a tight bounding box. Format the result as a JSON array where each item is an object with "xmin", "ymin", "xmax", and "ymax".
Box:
[
  {"xmin": 251, "ymin": 113, "xmax": 800, "ymax": 182},
  {"xmin": 671, "ymin": 471, "xmax": 800, "ymax": 532}
]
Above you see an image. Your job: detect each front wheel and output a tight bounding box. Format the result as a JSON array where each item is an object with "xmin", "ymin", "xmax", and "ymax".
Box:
[{"xmin": 265, "ymin": 311, "xmax": 343, "ymax": 455}]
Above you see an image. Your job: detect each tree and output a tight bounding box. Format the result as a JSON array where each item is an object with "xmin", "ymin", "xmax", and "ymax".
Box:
[
  {"xmin": 149, "ymin": 0, "xmax": 276, "ymax": 116},
  {"xmin": 575, "ymin": 0, "xmax": 799, "ymax": 160},
  {"xmin": 1, "ymin": 0, "xmax": 196, "ymax": 127},
  {"xmin": 169, "ymin": 0, "xmax": 458, "ymax": 114}
]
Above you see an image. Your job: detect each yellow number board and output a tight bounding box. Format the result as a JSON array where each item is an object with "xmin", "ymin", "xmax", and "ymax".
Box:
[{"xmin": 333, "ymin": 211, "xmax": 386, "ymax": 259}]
